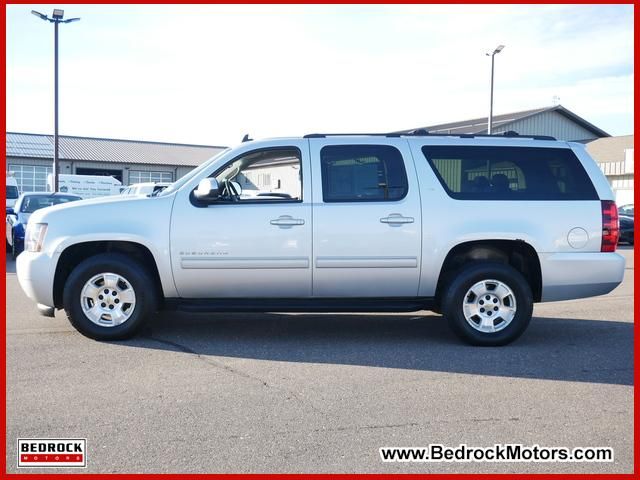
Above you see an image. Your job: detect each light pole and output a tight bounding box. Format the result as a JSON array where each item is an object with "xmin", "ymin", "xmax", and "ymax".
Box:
[
  {"xmin": 486, "ymin": 44, "xmax": 504, "ymax": 135},
  {"xmin": 31, "ymin": 9, "xmax": 80, "ymax": 192}
]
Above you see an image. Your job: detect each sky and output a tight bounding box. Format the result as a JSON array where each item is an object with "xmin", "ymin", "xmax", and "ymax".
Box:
[{"xmin": 6, "ymin": 4, "xmax": 634, "ymax": 147}]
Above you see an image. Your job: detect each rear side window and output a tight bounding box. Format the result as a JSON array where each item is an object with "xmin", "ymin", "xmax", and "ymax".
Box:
[
  {"xmin": 320, "ymin": 145, "xmax": 408, "ymax": 202},
  {"xmin": 422, "ymin": 146, "xmax": 598, "ymax": 200}
]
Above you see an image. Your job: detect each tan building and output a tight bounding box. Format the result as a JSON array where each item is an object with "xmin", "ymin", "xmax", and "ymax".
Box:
[{"xmin": 582, "ymin": 135, "xmax": 634, "ymax": 206}]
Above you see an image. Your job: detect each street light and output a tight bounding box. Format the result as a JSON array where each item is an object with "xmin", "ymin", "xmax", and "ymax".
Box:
[
  {"xmin": 31, "ymin": 9, "xmax": 80, "ymax": 192},
  {"xmin": 486, "ymin": 44, "xmax": 505, "ymax": 135}
]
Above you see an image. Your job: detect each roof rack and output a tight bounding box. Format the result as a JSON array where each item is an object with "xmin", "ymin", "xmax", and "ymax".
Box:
[{"xmin": 303, "ymin": 130, "xmax": 556, "ymax": 141}]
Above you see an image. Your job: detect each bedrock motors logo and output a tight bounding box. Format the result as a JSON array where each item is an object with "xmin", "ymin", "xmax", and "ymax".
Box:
[{"xmin": 18, "ymin": 439, "xmax": 86, "ymax": 468}]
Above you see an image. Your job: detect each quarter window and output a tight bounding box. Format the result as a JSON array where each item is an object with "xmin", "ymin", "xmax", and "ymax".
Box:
[
  {"xmin": 422, "ymin": 146, "xmax": 598, "ymax": 200},
  {"xmin": 320, "ymin": 145, "xmax": 408, "ymax": 202}
]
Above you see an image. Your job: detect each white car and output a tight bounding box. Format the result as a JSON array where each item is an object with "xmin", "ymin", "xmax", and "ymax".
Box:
[
  {"xmin": 6, "ymin": 176, "xmax": 19, "ymax": 210},
  {"xmin": 16, "ymin": 132, "xmax": 624, "ymax": 345},
  {"xmin": 120, "ymin": 182, "xmax": 170, "ymax": 196}
]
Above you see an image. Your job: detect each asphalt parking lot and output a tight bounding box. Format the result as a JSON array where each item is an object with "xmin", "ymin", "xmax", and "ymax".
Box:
[{"xmin": 5, "ymin": 247, "xmax": 634, "ymax": 473}]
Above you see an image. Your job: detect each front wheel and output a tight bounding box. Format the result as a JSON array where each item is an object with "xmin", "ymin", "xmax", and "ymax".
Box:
[
  {"xmin": 441, "ymin": 262, "xmax": 533, "ymax": 346},
  {"xmin": 63, "ymin": 253, "xmax": 158, "ymax": 340}
]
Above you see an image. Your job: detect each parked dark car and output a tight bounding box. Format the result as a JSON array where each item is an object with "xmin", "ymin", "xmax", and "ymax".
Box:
[
  {"xmin": 6, "ymin": 192, "xmax": 82, "ymax": 259},
  {"xmin": 618, "ymin": 215, "xmax": 634, "ymax": 245},
  {"xmin": 618, "ymin": 204, "xmax": 634, "ymax": 217}
]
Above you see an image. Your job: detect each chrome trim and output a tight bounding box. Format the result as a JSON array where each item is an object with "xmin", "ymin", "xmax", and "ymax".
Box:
[
  {"xmin": 315, "ymin": 256, "xmax": 418, "ymax": 268},
  {"xmin": 181, "ymin": 257, "xmax": 310, "ymax": 269}
]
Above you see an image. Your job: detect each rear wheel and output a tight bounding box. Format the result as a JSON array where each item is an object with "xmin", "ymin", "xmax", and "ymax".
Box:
[
  {"xmin": 441, "ymin": 262, "xmax": 533, "ymax": 346},
  {"xmin": 63, "ymin": 253, "xmax": 158, "ymax": 340}
]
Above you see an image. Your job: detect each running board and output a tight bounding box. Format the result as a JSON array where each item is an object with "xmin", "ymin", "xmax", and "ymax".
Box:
[{"xmin": 163, "ymin": 297, "xmax": 435, "ymax": 313}]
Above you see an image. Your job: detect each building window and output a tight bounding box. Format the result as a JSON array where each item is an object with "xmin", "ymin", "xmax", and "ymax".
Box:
[
  {"xmin": 128, "ymin": 170, "xmax": 173, "ymax": 185},
  {"xmin": 8, "ymin": 164, "xmax": 52, "ymax": 193}
]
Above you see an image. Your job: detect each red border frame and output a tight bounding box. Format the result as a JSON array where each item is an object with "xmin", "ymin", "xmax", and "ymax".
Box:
[{"xmin": 1, "ymin": 2, "xmax": 637, "ymax": 478}]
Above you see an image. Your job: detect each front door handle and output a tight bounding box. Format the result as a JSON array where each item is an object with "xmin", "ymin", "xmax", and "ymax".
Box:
[
  {"xmin": 380, "ymin": 213, "xmax": 414, "ymax": 225},
  {"xmin": 270, "ymin": 215, "xmax": 305, "ymax": 227}
]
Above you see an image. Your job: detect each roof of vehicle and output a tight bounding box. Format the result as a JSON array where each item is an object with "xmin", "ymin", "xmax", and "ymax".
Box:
[{"xmin": 302, "ymin": 131, "xmax": 557, "ymax": 141}]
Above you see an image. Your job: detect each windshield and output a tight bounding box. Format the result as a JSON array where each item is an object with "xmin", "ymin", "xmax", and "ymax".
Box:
[
  {"xmin": 157, "ymin": 148, "xmax": 230, "ymax": 197},
  {"xmin": 20, "ymin": 195, "xmax": 81, "ymax": 213},
  {"xmin": 6, "ymin": 186, "xmax": 19, "ymax": 199}
]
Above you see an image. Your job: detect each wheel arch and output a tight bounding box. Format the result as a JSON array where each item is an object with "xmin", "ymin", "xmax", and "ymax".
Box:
[
  {"xmin": 53, "ymin": 240, "xmax": 164, "ymax": 309},
  {"xmin": 435, "ymin": 239, "xmax": 542, "ymax": 304}
]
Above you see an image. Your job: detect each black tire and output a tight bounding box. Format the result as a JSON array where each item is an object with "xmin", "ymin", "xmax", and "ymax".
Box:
[
  {"xmin": 63, "ymin": 253, "xmax": 158, "ymax": 340},
  {"xmin": 441, "ymin": 262, "xmax": 533, "ymax": 346}
]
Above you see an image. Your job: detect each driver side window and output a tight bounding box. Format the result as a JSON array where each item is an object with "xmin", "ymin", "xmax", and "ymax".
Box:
[{"xmin": 214, "ymin": 148, "xmax": 302, "ymax": 202}]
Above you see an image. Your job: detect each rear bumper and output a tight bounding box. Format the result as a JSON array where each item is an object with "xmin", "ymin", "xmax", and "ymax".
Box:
[{"xmin": 540, "ymin": 252, "xmax": 625, "ymax": 302}]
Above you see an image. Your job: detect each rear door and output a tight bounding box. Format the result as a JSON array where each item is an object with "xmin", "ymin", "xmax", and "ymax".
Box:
[{"xmin": 310, "ymin": 138, "xmax": 422, "ymax": 297}]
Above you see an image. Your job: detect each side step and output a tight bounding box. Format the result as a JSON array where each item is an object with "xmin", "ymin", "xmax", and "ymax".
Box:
[{"xmin": 164, "ymin": 297, "xmax": 435, "ymax": 314}]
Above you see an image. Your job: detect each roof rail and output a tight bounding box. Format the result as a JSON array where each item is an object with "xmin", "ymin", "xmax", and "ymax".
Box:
[
  {"xmin": 303, "ymin": 133, "xmax": 400, "ymax": 138},
  {"xmin": 303, "ymin": 130, "xmax": 556, "ymax": 141}
]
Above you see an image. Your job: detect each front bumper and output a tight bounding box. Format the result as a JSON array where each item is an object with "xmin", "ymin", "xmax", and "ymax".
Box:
[
  {"xmin": 540, "ymin": 252, "xmax": 625, "ymax": 302},
  {"xmin": 16, "ymin": 250, "xmax": 56, "ymax": 308}
]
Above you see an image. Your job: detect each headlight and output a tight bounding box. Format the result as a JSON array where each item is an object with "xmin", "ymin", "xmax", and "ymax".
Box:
[{"xmin": 25, "ymin": 223, "xmax": 48, "ymax": 253}]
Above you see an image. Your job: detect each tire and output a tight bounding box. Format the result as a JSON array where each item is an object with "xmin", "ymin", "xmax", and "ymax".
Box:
[
  {"xmin": 63, "ymin": 253, "xmax": 158, "ymax": 340},
  {"xmin": 441, "ymin": 262, "xmax": 533, "ymax": 346}
]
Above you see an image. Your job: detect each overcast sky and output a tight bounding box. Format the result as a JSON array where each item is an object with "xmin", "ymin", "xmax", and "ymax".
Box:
[{"xmin": 6, "ymin": 4, "xmax": 634, "ymax": 146}]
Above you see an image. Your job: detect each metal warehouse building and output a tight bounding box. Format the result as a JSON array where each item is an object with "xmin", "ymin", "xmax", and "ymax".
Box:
[
  {"xmin": 398, "ymin": 105, "xmax": 610, "ymax": 141},
  {"xmin": 6, "ymin": 132, "xmax": 226, "ymax": 193}
]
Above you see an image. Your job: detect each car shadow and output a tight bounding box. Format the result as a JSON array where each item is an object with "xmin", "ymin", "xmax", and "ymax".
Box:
[{"xmin": 117, "ymin": 311, "xmax": 633, "ymax": 386}]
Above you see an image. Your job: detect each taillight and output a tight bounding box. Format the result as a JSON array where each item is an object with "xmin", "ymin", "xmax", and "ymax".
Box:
[{"xmin": 601, "ymin": 200, "xmax": 619, "ymax": 252}]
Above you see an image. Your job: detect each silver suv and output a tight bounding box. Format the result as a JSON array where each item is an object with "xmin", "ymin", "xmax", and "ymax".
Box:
[{"xmin": 16, "ymin": 132, "xmax": 625, "ymax": 345}]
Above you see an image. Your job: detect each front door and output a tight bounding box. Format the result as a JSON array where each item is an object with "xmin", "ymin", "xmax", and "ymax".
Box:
[
  {"xmin": 310, "ymin": 139, "xmax": 422, "ymax": 297},
  {"xmin": 170, "ymin": 141, "xmax": 312, "ymax": 298}
]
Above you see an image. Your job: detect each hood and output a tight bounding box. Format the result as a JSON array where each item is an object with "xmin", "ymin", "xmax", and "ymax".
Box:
[{"xmin": 27, "ymin": 193, "xmax": 169, "ymax": 225}]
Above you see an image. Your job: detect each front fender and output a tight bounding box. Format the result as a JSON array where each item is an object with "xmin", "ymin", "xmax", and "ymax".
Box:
[{"xmin": 47, "ymin": 233, "xmax": 178, "ymax": 299}]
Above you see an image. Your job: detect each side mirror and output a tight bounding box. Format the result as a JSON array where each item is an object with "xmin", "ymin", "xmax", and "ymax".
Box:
[
  {"xmin": 194, "ymin": 178, "xmax": 220, "ymax": 203},
  {"xmin": 6, "ymin": 208, "xmax": 14, "ymax": 216}
]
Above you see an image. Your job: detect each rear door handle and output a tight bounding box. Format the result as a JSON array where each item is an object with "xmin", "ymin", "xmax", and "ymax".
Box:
[
  {"xmin": 270, "ymin": 215, "xmax": 305, "ymax": 227},
  {"xmin": 380, "ymin": 213, "xmax": 414, "ymax": 225}
]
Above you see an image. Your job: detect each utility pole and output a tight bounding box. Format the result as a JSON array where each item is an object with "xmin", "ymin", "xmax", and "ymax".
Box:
[
  {"xmin": 31, "ymin": 9, "xmax": 80, "ymax": 192},
  {"xmin": 486, "ymin": 45, "xmax": 505, "ymax": 135}
]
